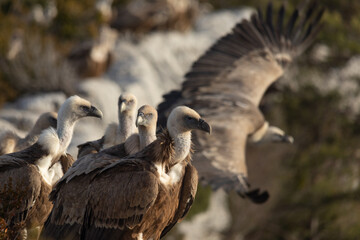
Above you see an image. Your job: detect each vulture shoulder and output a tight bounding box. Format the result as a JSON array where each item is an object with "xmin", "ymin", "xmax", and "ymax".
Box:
[
  {"xmin": 0, "ymin": 143, "xmax": 48, "ymax": 171},
  {"xmin": 62, "ymin": 142, "xmax": 128, "ymax": 185},
  {"xmin": 77, "ymin": 137, "xmax": 104, "ymax": 158},
  {"xmin": 161, "ymin": 163, "xmax": 198, "ymax": 238}
]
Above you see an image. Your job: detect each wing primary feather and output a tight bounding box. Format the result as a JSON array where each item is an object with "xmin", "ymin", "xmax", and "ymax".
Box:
[
  {"xmin": 285, "ymin": 8, "xmax": 299, "ymax": 39},
  {"xmin": 276, "ymin": 3, "xmax": 285, "ymax": 51},
  {"xmin": 266, "ymin": 2, "xmax": 276, "ymax": 42}
]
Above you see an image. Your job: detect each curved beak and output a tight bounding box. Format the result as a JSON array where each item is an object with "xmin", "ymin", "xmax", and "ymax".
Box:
[
  {"xmin": 88, "ymin": 106, "xmax": 103, "ymax": 119},
  {"xmin": 120, "ymin": 102, "xmax": 126, "ymax": 112},
  {"xmin": 136, "ymin": 113, "xmax": 145, "ymax": 127},
  {"xmin": 198, "ymin": 119, "xmax": 211, "ymax": 134},
  {"xmin": 282, "ymin": 134, "xmax": 294, "ymax": 144}
]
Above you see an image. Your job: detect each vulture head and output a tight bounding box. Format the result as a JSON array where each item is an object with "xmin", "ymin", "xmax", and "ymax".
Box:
[
  {"xmin": 167, "ymin": 106, "xmax": 211, "ymax": 137},
  {"xmin": 249, "ymin": 122, "xmax": 294, "ymax": 144},
  {"xmin": 118, "ymin": 93, "xmax": 137, "ymax": 114},
  {"xmin": 264, "ymin": 126, "xmax": 294, "ymax": 143},
  {"xmin": 32, "ymin": 112, "xmax": 58, "ymax": 134},
  {"xmin": 136, "ymin": 105, "xmax": 158, "ymax": 128},
  {"xmin": 57, "ymin": 95, "xmax": 103, "ymax": 125}
]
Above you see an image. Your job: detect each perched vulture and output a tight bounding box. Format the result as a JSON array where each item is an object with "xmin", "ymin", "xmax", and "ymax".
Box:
[
  {"xmin": 67, "ymin": 26, "xmax": 116, "ymax": 79},
  {"xmin": 157, "ymin": 2, "xmax": 324, "ymax": 203},
  {"xmin": 77, "ymin": 93, "xmax": 138, "ymax": 158},
  {"xmin": 41, "ymin": 106, "xmax": 211, "ymax": 240},
  {"xmin": 0, "ymin": 96, "xmax": 103, "ymax": 240},
  {"xmin": 110, "ymin": 0, "xmax": 199, "ymax": 33},
  {"xmin": 0, "ymin": 112, "xmax": 58, "ymax": 155}
]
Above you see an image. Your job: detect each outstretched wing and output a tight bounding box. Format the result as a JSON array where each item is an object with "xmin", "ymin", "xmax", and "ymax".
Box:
[
  {"xmin": 182, "ymin": 1, "xmax": 324, "ymax": 107},
  {"xmin": 157, "ymin": 2, "xmax": 323, "ymax": 203}
]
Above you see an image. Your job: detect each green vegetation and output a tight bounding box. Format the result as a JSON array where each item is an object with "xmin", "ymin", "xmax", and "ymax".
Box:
[
  {"xmin": 240, "ymin": 84, "xmax": 360, "ymax": 239},
  {"xmin": 185, "ymin": 184, "xmax": 212, "ymax": 220}
]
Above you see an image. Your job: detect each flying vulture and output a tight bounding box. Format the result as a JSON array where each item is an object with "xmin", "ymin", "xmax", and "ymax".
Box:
[
  {"xmin": 77, "ymin": 93, "xmax": 137, "ymax": 158},
  {"xmin": 0, "ymin": 96, "xmax": 103, "ymax": 240},
  {"xmin": 41, "ymin": 106, "xmax": 211, "ymax": 240},
  {"xmin": 110, "ymin": 0, "xmax": 199, "ymax": 33},
  {"xmin": 157, "ymin": 1, "xmax": 324, "ymax": 203},
  {"xmin": 0, "ymin": 112, "xmax": 58, "ymax": 155}
]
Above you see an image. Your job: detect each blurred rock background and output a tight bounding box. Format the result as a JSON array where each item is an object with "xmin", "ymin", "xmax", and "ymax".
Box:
[{"xmin": 0, "ymin": 0, "xmax": 360, "ymax": 239}]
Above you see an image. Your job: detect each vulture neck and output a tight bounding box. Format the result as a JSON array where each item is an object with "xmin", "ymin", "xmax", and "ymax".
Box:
[
  {"xmin": 56, "ymin": 115, "xmax": 77, "ymax": 153},
  {"xmin": 24, "ymin": 127, "xmax": 40, "ymax": 144},
  {"xmin": 169, "ymin": 129, "xmax": 192, "ymax": 164},
  {"xmin": 117, "ymin": 111, "xmax": 135, "ymax": 143},
  {"xmin": 138, "ymin": 125, "xmax": 157, "ymax": 150}
]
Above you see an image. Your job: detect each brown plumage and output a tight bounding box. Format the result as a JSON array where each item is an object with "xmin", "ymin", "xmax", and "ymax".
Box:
[
  {"xmin": 0, "ymin": 96, "xmax": 103, "ymax": 239},
  {"xmin": 110, "ymin": 0, "xmax": 199, "ymax": 33},
  {"xmin": 0, "ymin": 112, "xmax": 57, "ymax": 155},
  {"xmin": 157, "ymin": 2, "xmax": 324, "ymax": 203},
  {"xmin": 41, "ymin": 106, "xmax": 210, "ymax": 240},
  {"xmin": 77, "ymin": 93, "xmax": 138, "ymax": 158},
  {"xmin": 52, "ymin": 105, "xmax": 158, "ymax": 195}
]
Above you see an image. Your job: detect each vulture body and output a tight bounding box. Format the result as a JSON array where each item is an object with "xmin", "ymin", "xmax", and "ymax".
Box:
[
  {"xmin": 41, "ymin": 106, "xmax": 211, "ymax": 240},
  {"xmin": 0, "ymin": 96, "xmax": 103, "ymax": 240},
  {"xmin": 0, "ymin": 112, "xmax": 57, "ymax": 155},
  {"xmin": 157, "ymin": 2, "xmax": 324, "ymax": 203},
  {"xmin": 110, "ymin": 0, "xmax": 199, "ymax": 33},
  {"xmin": 77, "ymin": 93, "xmax": 137, "ymax": 158}
]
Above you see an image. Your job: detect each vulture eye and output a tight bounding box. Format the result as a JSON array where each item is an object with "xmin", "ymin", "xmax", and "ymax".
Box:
[
  {"xmin": 80, "ymin": 105, "xmax": 90, "ymax": 111},
  {"xmin": 186, "ymin": 116, "xmax": 193, "ymax": 121},
  {"xmin": 148, "ymin": 113, "xmax": 153, "ymax": 117},
  {"xmin": 129, "ymin": 100, "xmax": 134, "ymax": 103}
]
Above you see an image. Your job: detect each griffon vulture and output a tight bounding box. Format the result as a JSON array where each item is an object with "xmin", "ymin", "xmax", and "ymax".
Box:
[
  {"xmin": 41, "ymin": 106, "xmax": 211, "ymax": 240},
  {"xmin": 67, "ymin": 26, "xmax": 116, "ymax": 78},
  {"xmin": 77, "ymin": 93, "xmax": 137, "ymax": 158},
  {"xmin": 0, "ymin": 112, "xmax": 58, "ymax": 155},
  {"xmin": 110, "ymin": 0, "xmax": 199, "ymax": 33},
  {"xmin": 157, "ymin": 2, "xmax": 324, "ymax": 203},
  {"xmin": 0, "ymin": 96, "xmax": 103, "ymax": 240}
]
